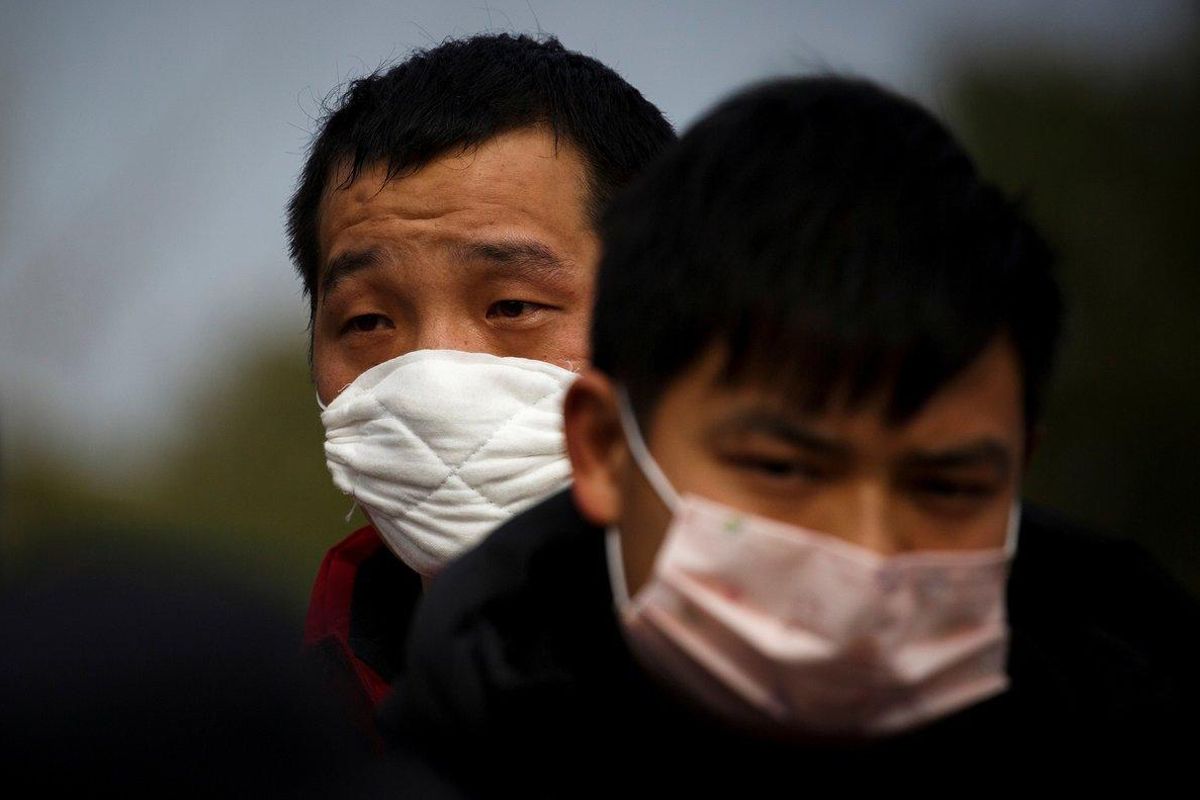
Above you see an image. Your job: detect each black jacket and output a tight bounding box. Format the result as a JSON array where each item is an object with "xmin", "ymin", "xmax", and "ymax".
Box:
[{"xmin": 381, "ymin": 490, "xmax": 1199, "ymax": 792}]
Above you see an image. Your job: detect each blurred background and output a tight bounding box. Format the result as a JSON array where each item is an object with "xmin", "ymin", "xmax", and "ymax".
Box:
[{"xmin": 2, "ymin": 0, "xmax": 1197, "ymax": 623}]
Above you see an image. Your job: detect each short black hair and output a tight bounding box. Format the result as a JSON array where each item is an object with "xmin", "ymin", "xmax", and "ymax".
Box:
[
  {"xmin": 593, "ymin": 76, "xmax": 1063, "ymax": 430},
  {"xmin": 287, "ymin": 33, "xmax": 675, "ymax": 317}
]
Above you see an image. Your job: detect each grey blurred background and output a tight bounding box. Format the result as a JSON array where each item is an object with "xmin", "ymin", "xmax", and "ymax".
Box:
[{"xmin": 2, "ymin": 0, "xmax": 1197, "ymax": 618}]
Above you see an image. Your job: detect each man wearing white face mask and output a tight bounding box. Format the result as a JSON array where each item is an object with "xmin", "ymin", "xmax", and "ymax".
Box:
[
  {"xmin": 382, "ymin": 77, "xmax": 1200, "ymax": 789},
  {"xmin": 286, "ymin": 33, "xmax": 673, "ymax": 726}
]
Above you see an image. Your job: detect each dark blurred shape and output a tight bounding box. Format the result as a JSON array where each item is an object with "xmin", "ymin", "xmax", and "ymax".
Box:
[
  {"xmin": 950, "ymin": 24, "xmax": 1200, "ymax": 596},
  {"xmin": 2, "ymin": 340, "xmax": 351, "ymax": 616},
  {"xmin": 0, "ymin": 528, "xmax": 394, "ymax": 796}
]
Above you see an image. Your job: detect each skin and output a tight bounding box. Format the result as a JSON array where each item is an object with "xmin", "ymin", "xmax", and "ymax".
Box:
[
  {"xmin": 565, "ymin": 336, "xmax": 1027, "ymax": 596},
  {"xmin": 312, "ymin": 125, "xmax": 599, "ymax": 405}
]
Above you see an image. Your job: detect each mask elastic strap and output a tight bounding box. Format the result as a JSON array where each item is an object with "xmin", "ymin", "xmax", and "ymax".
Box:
[
  {"xmin": 614, "ymin": 387, "xmax": 681, "ymax": 514},
  {"xmin": 1003, "ymin": 502, "xmax": 1022, "ymax": 559},
  {"xmin": 605, "ymin": 526, "xmax": 633, "ymax": 608},
  {"xmin": 315, "ymin": 389, "xmax": 327, "ymax": 412}
]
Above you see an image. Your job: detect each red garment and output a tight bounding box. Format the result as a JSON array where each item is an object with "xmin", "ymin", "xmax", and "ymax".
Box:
[{"xmin": 303, "ymin": 526, "xmax": 395, "ymax": 710}]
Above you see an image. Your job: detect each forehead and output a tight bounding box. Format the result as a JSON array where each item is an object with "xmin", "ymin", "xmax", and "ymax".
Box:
[
  {"xmin": 665, "ymin": 337, "xmax": 1026, "ymax": 445},
  {"xmin": 315, "ymin": 126, "xmax": 593, "ymax": 270}
]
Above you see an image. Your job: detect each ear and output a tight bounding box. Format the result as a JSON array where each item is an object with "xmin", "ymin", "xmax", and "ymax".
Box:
[{"xmin": 563, "ymin": 369, "xmax": 626, "ymax": 527}]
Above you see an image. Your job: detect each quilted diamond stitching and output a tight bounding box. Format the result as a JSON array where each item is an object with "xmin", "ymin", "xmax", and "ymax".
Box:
[
  {"xmin": 386, "ymin": 382, "xmax": 565, "ymax": 521},
  {"xmin": 341, "ymin": 394, "xmax": 455, "ymax": 506}
]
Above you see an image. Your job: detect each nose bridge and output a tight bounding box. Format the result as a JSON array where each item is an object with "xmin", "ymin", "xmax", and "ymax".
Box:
[
  {"xmin": 847, "ymin": 480, "xmax": 900, "ymax": 557},
  {"xmin": 411, "ymin": 306, "xmax": 470, "ymax": 353}
]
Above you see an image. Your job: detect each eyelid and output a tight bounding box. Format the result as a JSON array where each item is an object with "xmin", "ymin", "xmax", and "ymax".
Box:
[
  {"xmin": 723, "ymin": 453, "xmax": 828, "ymax": 479},
  {"xmin": 908, "ymin": 477, "xmax": 998, "ymax": 498},
  {"xmin": 485, "ymin": 299, "xmax": 557, "ymax": 322},
  {"xmin": 715, "ymin": 437, "xmax": 824, "ymax": 463},
  {"xmin": 490, "ymin": 297, "xmax": 554, "ymax": 307},
  {"xmin": 318, "ymin": 288, "xmax": 372, "ymax": 327},
  {"xmin": 339, "ymin": 312, "xmax": 393, "ymax": 335}
]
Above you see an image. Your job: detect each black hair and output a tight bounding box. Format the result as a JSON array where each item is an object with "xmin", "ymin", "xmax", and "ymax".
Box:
[
  {"xmin": 593, "ymin": 76, "xmax": 1063, "ymax": 430},
  {"xmin": 287, "ymin": 33, "xmax": 675, "ymax": 317}
]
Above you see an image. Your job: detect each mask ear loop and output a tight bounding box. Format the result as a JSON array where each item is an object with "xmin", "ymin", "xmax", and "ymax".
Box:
[
  {"xmin": 605, "ymin": 525, "xmax": 633, "ymax": 609},
  {"xmin": 614, "ymin": 387, "xmax": 682, "ymax": 514},
  {"xmin": 608, "ymin": 387, "xmax": 683, "ymax": 612},
  {"xmin": 316, "ymin": 381, "xmax": 354, "ymax": 413},
  {"xmin": 1003, "ymin": 502, "xmax": 1022, "ymax": 559}
]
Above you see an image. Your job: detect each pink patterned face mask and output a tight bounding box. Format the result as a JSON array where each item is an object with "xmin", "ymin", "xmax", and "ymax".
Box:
[{"xmin": 606, "ymin": 390, "xmax": 1018, "ymax": 738}]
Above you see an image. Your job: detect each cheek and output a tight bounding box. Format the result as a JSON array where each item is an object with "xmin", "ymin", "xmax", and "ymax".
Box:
[
  {"xmin": 523, "ymin": 311, "xmax": 591, "ymax": 366},
  {"xmin": 966, "ymin": 479, "xmax": 1021, "ymax": 549},
  {"xmin": 558, "ymin": 318, "xmax": 591, "ymax": 365},
  {"xmin": 312, "ymin": 349, "xmax": 353, "ymax": 407},
  {"xmin": 911, "ymin": 489, "xmax": 1019, "ymax": 552},
  {"xmin": 982, "ymin": 485, "xmax": 1021, "ymax": 549},
  {"xmin": 616, "ymin": 462, "xmax": 676, "ymax": 596}
]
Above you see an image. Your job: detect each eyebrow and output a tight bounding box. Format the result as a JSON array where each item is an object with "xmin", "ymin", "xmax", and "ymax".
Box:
[
  {"xmin": 320, "ymin": 247, "xmax": 385, "ymax": 298},
  {"xmin": 714, "ymin": 410, "xmax": 1015, "ymax": 477},
  {"xmin": 712, "ymin": 411, "xmax": 853, "ymax": 458},
  {"xmin": 450, "ymin": 237, "xmax": 573, "ymax": 284},
  {"xmin": 320, "ymin": 237, "xmax": 575, "ymax": 301}
]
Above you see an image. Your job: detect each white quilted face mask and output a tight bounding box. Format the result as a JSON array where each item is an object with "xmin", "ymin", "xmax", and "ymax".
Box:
[{"xmin": 319, "ymin": 349, "xmax": 577, "ymax": 577}]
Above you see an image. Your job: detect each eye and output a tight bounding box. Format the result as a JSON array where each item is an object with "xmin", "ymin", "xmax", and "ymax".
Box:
[
  {"xmin": 725, "ymin": 454, "xmax": 828, "ymax": 482},
  {"xmin": 342, "ymin": 313, "xmax": 392, "ymax": 334},
  {"xmin": 486, "ymin": 300, "xmax": 541, "ymax": 319},
  {"xmin": 911, "ymin": 477, "xmax": 994, "ymax": 499}
]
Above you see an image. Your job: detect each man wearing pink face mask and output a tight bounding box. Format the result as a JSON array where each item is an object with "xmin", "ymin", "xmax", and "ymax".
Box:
[{"xmin": 380, "ymin": 76, "xmax": 1200, "ymax": 789}]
